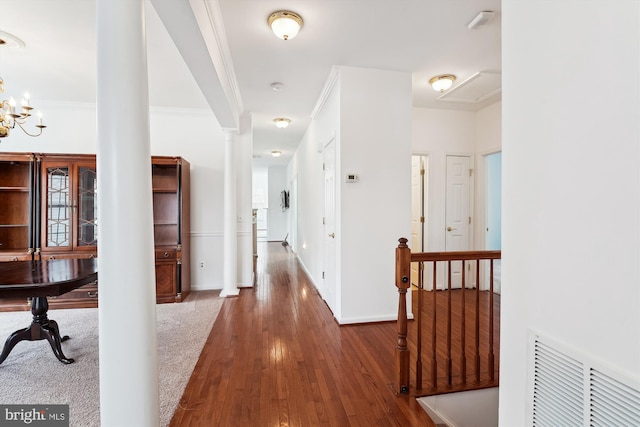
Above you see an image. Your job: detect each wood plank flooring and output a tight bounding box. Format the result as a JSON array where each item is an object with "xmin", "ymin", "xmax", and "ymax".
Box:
[{"xmin": 170, "ymin": 242, "xmax": 435, "ymax": 427}]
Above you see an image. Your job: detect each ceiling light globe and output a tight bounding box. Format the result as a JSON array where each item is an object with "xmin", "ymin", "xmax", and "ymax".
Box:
[
  {"xmin": 274, "ymin": 118, "xmax": 291, "ymax": 128},
  {"xmin": 268, "ymin": 11, "xmax": 303, "ymax": 40},
  {"xmin": 429, "ymin": 74, "xmax": 456, "ymax": 92},
  {"xmin": 271, "ymin": 150, "xmax": 282, "ymax": 157}
]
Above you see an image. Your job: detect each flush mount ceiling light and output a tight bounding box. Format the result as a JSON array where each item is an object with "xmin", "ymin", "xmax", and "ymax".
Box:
[
  {"xmin": 429, "ymin": 74, "xmax": 456, "ymax": 92},
  {"xmin": 0, "ymin": 30, "xmax": 26, "ymax": 49},
  {"xmin": 268, "ymin": 11, "xmax": 303, "ymax": 40},
  {"xmin": 273, "ymin": 118, "xmax": 291, "ymax": 128},
  {"xmin": 271, "ymin": 150, "xmax": 282, "ymax": 157}
]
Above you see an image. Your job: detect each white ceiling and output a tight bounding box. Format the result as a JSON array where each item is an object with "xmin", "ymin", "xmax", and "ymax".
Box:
[{"xmin": 0, "ymin": 0, "xmax": 501, "ymax": 167}]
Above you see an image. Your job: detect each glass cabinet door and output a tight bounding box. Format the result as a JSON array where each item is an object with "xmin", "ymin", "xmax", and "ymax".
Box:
[
  {"xmin": 46, "ymin": 166, "xmax": 70, "ymax": 248},
  {"xmin": 42, "ymin": 160, "xmax": 97, "ymax": 252},
  {"xmin": 77, "ymin": 166, "xmax": 97, "ymax": 247}
]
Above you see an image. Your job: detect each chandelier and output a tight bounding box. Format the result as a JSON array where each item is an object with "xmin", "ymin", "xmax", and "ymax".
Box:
[{"xmin": 0, "ymin": 77, "xmax": 46, "ymax": 138}]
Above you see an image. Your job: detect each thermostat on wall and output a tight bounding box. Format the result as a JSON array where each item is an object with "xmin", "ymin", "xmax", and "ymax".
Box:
[{"xmin": 346, "ymin": 174, "xmax": 359, "ymax": 183}]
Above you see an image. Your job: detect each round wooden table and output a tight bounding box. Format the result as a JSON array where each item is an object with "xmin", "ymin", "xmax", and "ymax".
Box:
[{"xmin": 0, "ymin": 258, "xmax": 98, "ymax": 364}]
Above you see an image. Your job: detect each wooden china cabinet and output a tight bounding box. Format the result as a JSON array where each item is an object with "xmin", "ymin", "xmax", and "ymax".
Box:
[
  {"xmin": 0, "ymin": 153, "xmax": 37, "ymax": 262},
  {"xmin": 152, "ymin": 156, "xmax": 191, "ymax": 303},
  {"xmin": 0, "ymin": 152, "xmax": 190, "ymax": 311},
  {"xmin": 37, "ymin": 154, "xmax": 99, "ymax": 308},
  {"xmin": 0, "ymin": 153, "xmax": 38, "ymax": 311}
]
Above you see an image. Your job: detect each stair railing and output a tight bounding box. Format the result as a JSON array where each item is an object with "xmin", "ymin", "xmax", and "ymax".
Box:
[{"xmin": 395, "ymin": 237, "xmax": 501, "ymax": 396}]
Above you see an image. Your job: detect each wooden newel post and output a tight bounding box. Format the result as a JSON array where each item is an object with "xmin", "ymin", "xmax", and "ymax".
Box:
[{"xmin": 395, "ymin": 237, "xmax": 411, "ymax": 394}]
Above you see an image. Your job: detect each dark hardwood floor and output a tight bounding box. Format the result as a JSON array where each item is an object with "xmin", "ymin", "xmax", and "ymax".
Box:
[{"xmin": 170, "ymin": 241, "xmax": 435, "ymax": 426}]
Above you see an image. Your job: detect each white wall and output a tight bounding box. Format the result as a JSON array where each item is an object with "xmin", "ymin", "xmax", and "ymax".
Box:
[
  {"xmin": 0, "ymin": 102, "xmax": 254, "ymax": 290},
  {"xmin": 289, "ymin": 66, "xmax": 412, "ymax": 324},
  {"xmin": 412, "ymin": 108, "xmax": 476, "ymax": 251},
  {"xmin": 287, "ymin": 73, "xmax": 338, "ymax": 301},
  {"xmin": 236, "ymin": 114, "xmax": 254, "ymax": 288},
  {"xmin": 337, "ymin": 67, "xmax": 412, "ymax": 323},
  {"xmin": 500, "ymin": 2, "xmax": 640, "ymax": 425}
]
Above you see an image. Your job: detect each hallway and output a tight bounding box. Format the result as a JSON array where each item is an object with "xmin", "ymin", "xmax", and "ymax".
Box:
[{"xmin": 170, "ymin": 241, "xmax": 434, "ymax": 426}]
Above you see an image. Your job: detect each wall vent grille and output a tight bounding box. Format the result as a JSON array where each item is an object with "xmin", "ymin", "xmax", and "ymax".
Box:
[
  {"xmin": 590, "ymin": 369, "xmax": 640, "ymax": 426},
  {"xmin": 531, "ymin": 335, "xmax": 640, "ymax": 427},
  {"xmin": 533, "ymin": 340, "xmax": 583, "ymax": 426}
]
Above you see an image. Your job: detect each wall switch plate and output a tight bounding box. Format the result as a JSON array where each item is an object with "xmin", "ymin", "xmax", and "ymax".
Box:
[{"xmin": 346, "ymin": 174, "xmax": 359, "ymax": 183}]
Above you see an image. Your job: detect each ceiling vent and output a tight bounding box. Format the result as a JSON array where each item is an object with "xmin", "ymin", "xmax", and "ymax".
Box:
[{"xmin": 437, "ymin": 71, "xmax": 501, "ymax": 103}]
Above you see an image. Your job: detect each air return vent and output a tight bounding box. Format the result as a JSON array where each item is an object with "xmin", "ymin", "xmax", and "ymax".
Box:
[
  {"xmin": 533, "ymin": 339, "xmax": 583, "ymax": 426},
  {"xmin": 437, "ymin": 71, "xmax": 501, "ymax": 103},
  {"xmin": 531, "ymin": 333, "xmax": 640, "ymax": 426},
  {"xmin": 590, "ymin": 370, "xmax": 640, "ymax": 426}
]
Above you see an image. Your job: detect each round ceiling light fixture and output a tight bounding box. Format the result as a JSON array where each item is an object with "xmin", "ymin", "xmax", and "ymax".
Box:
[
  {"xmin": 268, "ymin": 11, "xmax": 303, "ymax": 40},
  {"xmin": 0, "ymin": 30, "xmax": 26, "ymax": 49},
  {"xmin": 429, "ymin": 74, "xmax": 456, "ymax": 92},
  {"xmin": 271, "ymin": 150, "xmax": 282, "ymax": 157},
  {"xmin": 273, "ymin": 118, "xmax": 291, "ymax": 128}
]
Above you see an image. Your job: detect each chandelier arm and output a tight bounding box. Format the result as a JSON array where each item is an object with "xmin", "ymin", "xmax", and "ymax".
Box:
[
  {"xmin": 1, "ymin": 80, "xmax": 46, "ymax": 138},
  {"xmin": 15, "ymin": 121, "xmax": 44, "ymax": 138}
]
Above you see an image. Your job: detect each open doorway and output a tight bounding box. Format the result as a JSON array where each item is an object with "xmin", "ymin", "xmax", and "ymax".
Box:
[
  {"xmin": 485, "ymin": 151, "xmax": 502, "ymax": 293},
  {"xmin": 486, "ymin": 152, "xmax": 502, "ymax": 251},
  {"xmin": 252, "ymin": 167, "xmax": 269, "ymax": 241},
  {"xmin": 410, "ymin": 155, "xmax": 428, "ymax": 288}
]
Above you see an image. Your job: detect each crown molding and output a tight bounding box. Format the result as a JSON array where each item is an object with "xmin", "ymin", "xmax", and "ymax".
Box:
[{"xmin": 311, "ymin": 66, "xmax": 340, "ymax": 119}]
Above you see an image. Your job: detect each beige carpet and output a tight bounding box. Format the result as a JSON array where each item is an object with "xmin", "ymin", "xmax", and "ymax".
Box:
[{"xmin": 0, "ymin": 290, "xmax": 223, "ymax": 427}]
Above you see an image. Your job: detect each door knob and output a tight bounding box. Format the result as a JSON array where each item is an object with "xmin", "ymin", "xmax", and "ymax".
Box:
[
  {"xmin": 328, "ymin": 233, "xmax": 335, "ymax": 238},
  {"xmin": 447, "ymin": 227, "xmax": 456, "ymax": 232}
]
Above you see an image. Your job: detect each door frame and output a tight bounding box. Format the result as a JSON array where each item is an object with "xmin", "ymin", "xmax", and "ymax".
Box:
[
  {"xmin": 322, "ymin": 136, "xmax": 337, "ymax": 314},
  {"xmin": 410, "ymin": 153, "xmax": 430, "ymax": 289},
  {"xmin": 482, "ymin": 149, "xmax": 502, "ymax": 293}
]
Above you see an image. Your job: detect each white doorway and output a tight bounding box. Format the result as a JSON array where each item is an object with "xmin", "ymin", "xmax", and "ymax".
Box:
[
  {"xmin": 411, "ymin": 155, "xmax": 428, "ymax": 288},
  {"xmin": 252, "ymin": 167, "xmax": 269, "ymax": 242},
  {"xmin": 485, "ymin": 151, "xmax": 502, "ymax": 293},
  {"xmin": 290, "ymin": 175, "xmax": 298, "ymax": 252},
  {"xmin": 485, "ymin": 152, "xmax": 501, "ymax": 251},
  {"xmin": 323, "ymin": 138, "xmax": 337, "ymax": 313},
  {"xmin": 445, "ymin": 155, "xmax": 472, "ymax": 288}
]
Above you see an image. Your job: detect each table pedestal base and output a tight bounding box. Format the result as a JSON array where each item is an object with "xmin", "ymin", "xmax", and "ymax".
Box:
[{"xmin": 0, "ymin": 296, "xmax": 74, "ymax": 365}]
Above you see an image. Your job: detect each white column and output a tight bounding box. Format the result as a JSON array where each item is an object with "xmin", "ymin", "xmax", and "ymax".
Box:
[
  {"xmin": 96, "ymin": 1, "xmax": 159, "ymax": 426},
  {"xmin": 221, "ymin": 129, "xmax": 240, "ymax": 297}
]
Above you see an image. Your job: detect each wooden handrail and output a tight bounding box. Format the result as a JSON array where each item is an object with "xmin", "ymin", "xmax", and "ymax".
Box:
[
  {"xmin": 395, "ymin": 238, "xmax": 501, "ymax": 396},
  {"xmin": 410, "ymin": 250, "xmax": 501, "ymax": 262}
]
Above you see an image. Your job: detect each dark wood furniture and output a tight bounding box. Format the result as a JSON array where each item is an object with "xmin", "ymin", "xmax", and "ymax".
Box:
[
  {"xmin": 0, "ymin": 258, "xmax": 98, "ymax": 364},
  {"xmin": 0, "ymin": 152, "xmax": 190, "ymax": 310},
  {"xmin": 0, "ymin": 153, "xmax": 37, "ymax": 263},
  {"xmin": 152, "ymin": 156, "xmax": 191, "ymax": 303},
  {"xmin": 38, "ymin": 154, "xmax": 99, "ymax": 309}
]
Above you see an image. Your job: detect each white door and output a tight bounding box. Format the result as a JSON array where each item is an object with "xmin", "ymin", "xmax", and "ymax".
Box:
[
  {"xmin": 445, "ymin": 155, "xmax": 471, "ymax": 288},
  {"xmin": 411, "ymin": 155, "xmax": 428, "ymax": 288},
  {"xmin": 323, "ymin": 139, "xmax": 337, "ymax": 313}
]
